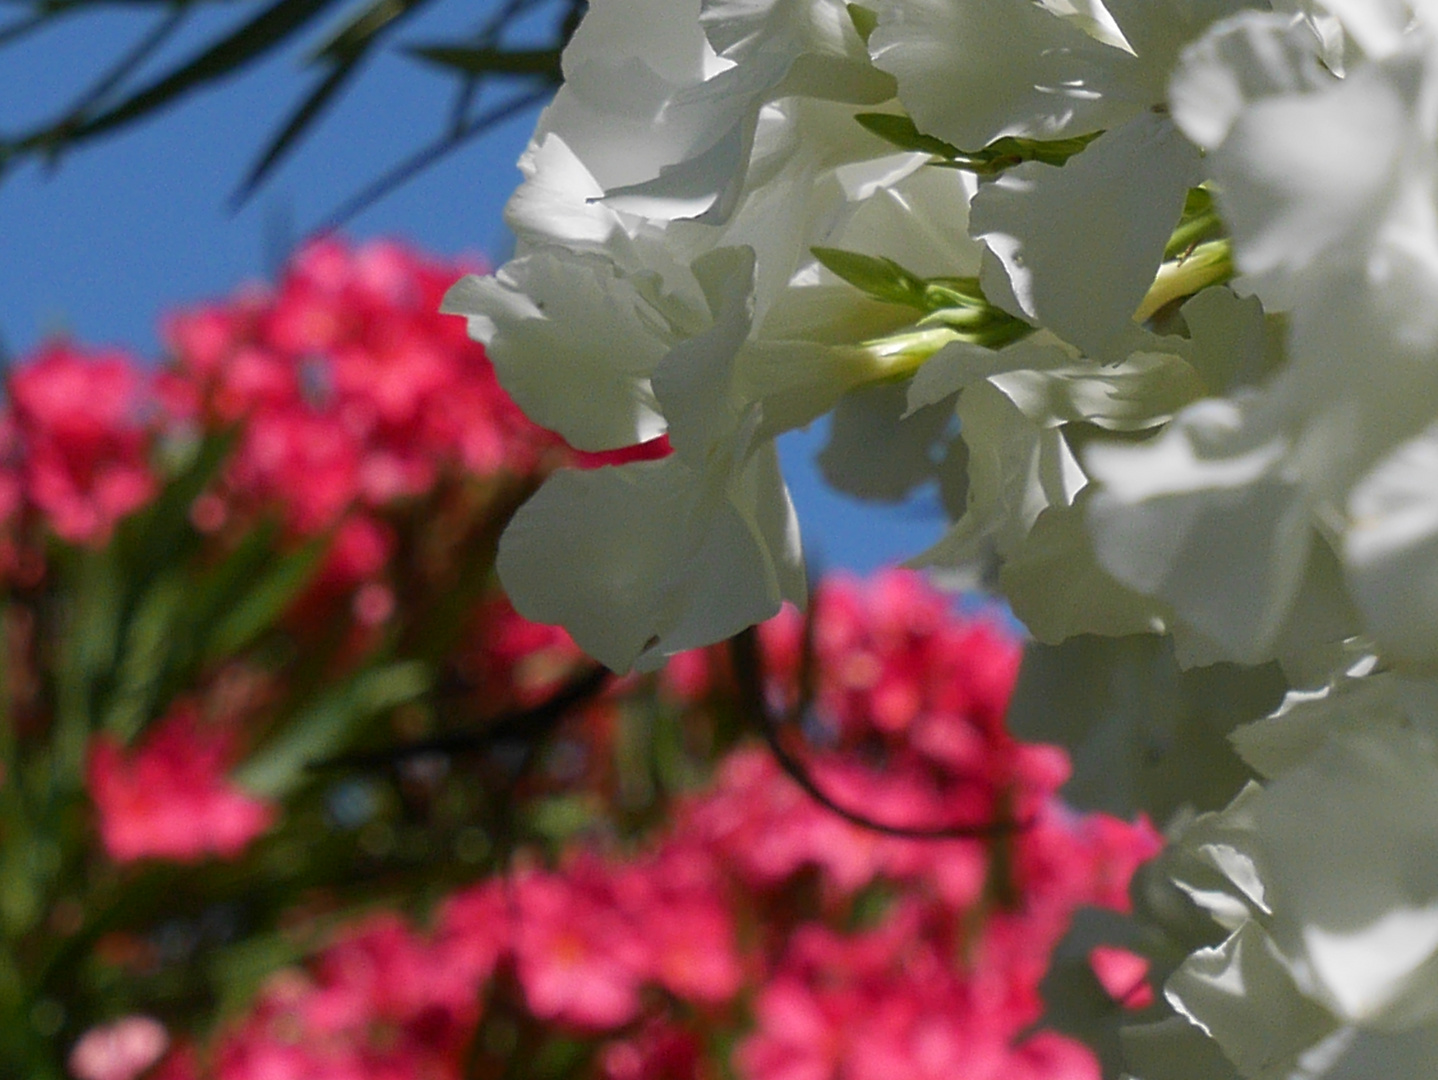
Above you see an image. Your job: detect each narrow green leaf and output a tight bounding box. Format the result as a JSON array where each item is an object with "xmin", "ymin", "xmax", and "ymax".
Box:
[
  {"xmin": 53, "ymin": 546, "xmax": 124, "ymax": 784},
  {"xmin": 810, "ymin": 246, "xmax": 929, "ymax": 309},
  {"xmin": 202, "ymin": 535, "xmax": 327, "ymax": 662},
  {"xmin": 22, "ymin": 0, "xmax": 348, "ymax": 149},
  {"xmin": 857, "ymin": 113, "xmax": 1103, "ymax": 176},
  {"xmin": 312, "ymin": 0, "xmax": 415, "ymax": 61},
  {"xmin": 405, "ymin": 44, "xmax": 562, "ymax": 79},
  {"xmin": 232, "ymin": 59, "xmax": 358, "ymax": 207},
  {"xmin": 233, "ymin": 0, "xmax": 435, "ymax": 204},
  {"xmin": 983, "ymin": 130, "xmax": 1103, "ymax": 169},
  {"xmin": 922, "ymin": 277, "xmax": 987, "ymax": 308},
  {"xmin": 234, "ymin": 661, "xmax": 430, "ymax": 798},
  {"xmin": 853, "ymin": 112, "xmax": 963, "ymax": 159},
  {"xmin": 102, "ymin": 572, "xmax": 186, "ymax": 743},
  {"xmin": 118, "ymin": 429, "xmax": 236, "ymax": 583}
]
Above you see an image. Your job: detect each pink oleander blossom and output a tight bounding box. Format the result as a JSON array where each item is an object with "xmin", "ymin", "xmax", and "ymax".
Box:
[
  {"xmin": 511, "ymin": 856, "xmax": 651, "ymax": 1030},
  {"xmin": 68, "ymin": 1016, "xmax": 169, "ymax": 1080},
  {"xmin": 87, "ymin": 704, "xmax": 276, "ymax": 863},
  {"xmin": 9, "ymin": 342, "xmax": 157, "ymax": 545},
  {"xmin": 214, "ymin": 915, "xmax": 481, "ymax": 1080}
]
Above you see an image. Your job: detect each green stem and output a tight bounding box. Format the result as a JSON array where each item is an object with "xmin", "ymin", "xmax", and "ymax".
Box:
[{"xmin": 1135, "ymin": 239, "xmax": 1234, "ymax": 323}]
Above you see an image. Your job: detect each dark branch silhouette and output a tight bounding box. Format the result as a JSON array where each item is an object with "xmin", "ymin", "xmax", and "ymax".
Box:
[
  {"xmin": 309, "ymin": 661, "xmax": 610, "ymax": 773},
  {"xmin": 729, "ymin": 614, "xmax": 1031, "ymax": 842}
]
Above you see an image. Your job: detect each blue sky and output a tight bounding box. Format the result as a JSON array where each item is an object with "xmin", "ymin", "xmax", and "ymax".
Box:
[{"xmin": 0, "ymin": 0, "xmax": 949, "ymax": 573}]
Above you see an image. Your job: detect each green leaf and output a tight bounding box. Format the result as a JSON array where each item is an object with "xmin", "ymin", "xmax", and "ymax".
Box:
[
  {"xmin": 810, "ymin": 246, "xmax": 929, "ymax": 309},
  {"xmin": 405, "ymin": 44, "xmax": 562, "ymax": 79},
  {"xmin": 117, "ymin": 429, "xmax": 235, "ymax": 584},
  {"xmin": 52, "ymin": 546, "xmax": 124, "ymax": 783},
  {"xmin": 234, "ymin": 661, "xmax": 431, "ymax": 798},
  {"xmin": 846, "ymin": 3, "xmax": 878, "ymax": 44},
  {"xmin": 24, "ymin": 0, "xmax": 350, "ymax": 149},
  {"xmin": 202, "ymin": 534, "xmax": 328, "ymax": 662},
  {"xmin": 814, "ymin": 248, "xmax": 1034, "ymax": 348},
  {"xmin": 853, "ymin": 112, "xmax": 964, "ymax": 159},
  {"xmin": 311, "ymin": 0, "xmax": 417, "ymax": 62},
  {"xmin": 102, "ymin": 571, "xmax": 186, "ymax": 743},
  {"xmin": 922, "ymin": 277, "xmax": 987, "ymax": 307},
  {"xmin": 232, "ymin": 58, "xmax": 360, "ymax": 207},
  {"xmin": 856, "ymin": 112, "xmax": 1103, "ymax": 176},
  {"xmin": 234, "ymin": 0, "xmax": 434, "ymax": 204},
  {"xmin": 985, "ymin": 131, "xmax": 1103, "ymax": 169}
]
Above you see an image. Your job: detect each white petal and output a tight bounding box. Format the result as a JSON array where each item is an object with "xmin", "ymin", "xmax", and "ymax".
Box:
[
  {"xmin": 905, "ymin": 335, "xmax": 1077, "ymax": 415},
  {"xmin": 1169, "ymin": 11, "xmax": 1332, "ymax": 150},
  {"xmin": 1198, "ymin": 47, "xmax": 1410, "ymax": 304},
  {"xmin": 496, "ymin": 451, "xmax": 800, "ymax": 672},
  {"xmin": 998, "ymin": 499, "xmax": 1166, "ymax": 643},
  {"xmin": 1166, "ymin": 922, "xmax": 1339, "ymax": 1076},
  {"xmin": 442, "ymin": 251, "xmax": 670, "ymax": 452},
  {"xmin": 1004, "ymin": 635, "xmax": 1284, "ymax": 816},
  {"xmin": 868, "ymin": 0, "xmax": 1128, "ymax": 149},
  {"xmin": 1253, "ymin": 729, "xmax": 1438, "ymax": 1022},
  {"xmin": 911, "ymin": 379, "xmax": 1086, "ymax": 568},
  {"xmin": 1085, "ymin": 395, "xmax": 1312, "ymax": 664},
  {"xmin": 700, "ymin": 0, "xmax": 895, "ymax": 101},
  {"xmin": 652, "ymin": 247, "xmax": 757, "ymax": 465},
  {"xmin": 970, "ymin": 112, "xmax": 1201, "ymax": 361},
  {"xmin": 1121, "ymin": 1016, "xmax": 1245, "ymax": 1080},
  {"xmin": 1179, "ymin": 286, "xmax": 1278, "ymax": 395},
  {"xmin": 1346, "ymin": 422, "xmax": 1438, "ymax": 672},
  {"xmin": 988, "ymin": 349, "xmax": 1204, "ymax": 432}
]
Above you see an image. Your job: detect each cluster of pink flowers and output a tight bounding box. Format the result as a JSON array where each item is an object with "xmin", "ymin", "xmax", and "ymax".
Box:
[
  {"xmin": 158, "ymin": 238, "xmax": 562, "ymax": 532},
  {"xmin": 17, "ymin": 239, "xmax": 1162, "ymax": 1080},
  {"xmin": 124, "ymin": 571, "xmax": 1159, "ymax": 1080},
  {"xmin": 0, "ymin": 342, "xmax": 158, "ymax": 552}
]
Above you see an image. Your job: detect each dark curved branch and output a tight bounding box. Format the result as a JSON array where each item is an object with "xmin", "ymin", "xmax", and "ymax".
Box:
[
  {"xmin": 309, "ymin": 661, "xmax": 610, "ymax": 772},
  {"xmin": 314, "ymin": 84, "xmax": 551, "ymax": 231},
  {"xmin": 730, "ymin": 619, "xmax": 1030, "ymax": 841}
]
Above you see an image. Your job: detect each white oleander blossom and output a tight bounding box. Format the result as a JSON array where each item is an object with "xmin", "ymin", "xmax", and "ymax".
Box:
[
  {"xmin": 1085, "ymin": 7, "xmax": 1438, "ymax": 673},
  {"xmin": 1124, "ymin": 681, "xmax": 1438, "ymax": 1080},
  {"xmin": 445, "ymin": 0, "xmax": 1019, "ymax": 669},
  {"xmin": 865, "ymin": 0, "xmax": 1272, "ymax": 358}
]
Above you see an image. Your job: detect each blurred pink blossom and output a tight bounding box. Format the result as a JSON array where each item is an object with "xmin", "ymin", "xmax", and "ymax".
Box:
[
  {"xmin": 87, "ymin": 703, "xmax": 275, "ymax": 863},
  {"xmin": 68, "ymin": 1015, "xmax": 169, "ymax": 1080}
]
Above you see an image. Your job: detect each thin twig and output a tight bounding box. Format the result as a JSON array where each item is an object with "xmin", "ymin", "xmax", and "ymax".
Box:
[
  {"xmin": 730, "ymin": 619, "xmax": 1030, "ymax": 842},
  {"xmin": 316, "ymin": 84, "xmax": 551, "ymax": 231},
  {"xmin": 308, "ymin": 662, "xmax": 610, "ymax": 772}
]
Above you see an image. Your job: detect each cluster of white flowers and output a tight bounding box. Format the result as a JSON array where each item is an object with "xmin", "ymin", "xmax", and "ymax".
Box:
[{"xmin": 448, "ymin": 0, "xmax": 1438, "ymax": 1074}]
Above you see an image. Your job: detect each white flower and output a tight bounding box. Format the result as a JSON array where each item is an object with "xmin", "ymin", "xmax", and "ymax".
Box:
[
  {"xmin": 1345, "ymin": 421, "xmax": 1438, "ymax": 673},
  {"xmin": 495, "ymin": 248, "xmax": 806, "ymax": 671},
  {"xmin": 1084, "ymin": 10, "xmax": 1438, "ymax": 672},
  {"xmin": 1141, "ymin": 715, "xmax": 1438, "ymax": 1079},
  {"xmin": 866, "ymin": 0, "xmax": 1258, "ymax": 358}
]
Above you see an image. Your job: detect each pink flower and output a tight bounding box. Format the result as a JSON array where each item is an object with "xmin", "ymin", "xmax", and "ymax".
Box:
[
  {"xmin": 10, "ymin": 343, "xmax": 157, "ymax": 544},
  {"xmin": 68, "ymin": 1016, "xmax": 169, "ymax": 1080},
  {"xmin": 602, "ymin": 1020, "xmax": 705, "ymax": 1080},
  {"xmin": 1088, "ymin": 946, "xmax": 1155, "ymax": 1011},
  {"xmin": 215, "ymin": 914, "xmax": 483, "ymax": 1080},
  {"xmin": 432, "ymin": 879, "xmax": 512, "ymax": 990},
  {"xmin": 87, "ymin": 703, "xmax": 276, "ymax": 863},
  {"xmin": 614, "ymin": 843, "xmax": 745, "ymax": 1007},
  {"xmin": 512, "ymin": 858, "xmax": 650, "ymax": 1030}
]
